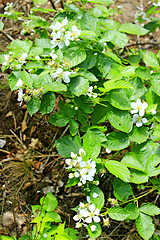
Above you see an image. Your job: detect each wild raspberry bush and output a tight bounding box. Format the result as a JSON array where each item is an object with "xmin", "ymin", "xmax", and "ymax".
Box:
[{"xmin": 1, "ymin": 0, "xmax": 160, "ymax": 239}]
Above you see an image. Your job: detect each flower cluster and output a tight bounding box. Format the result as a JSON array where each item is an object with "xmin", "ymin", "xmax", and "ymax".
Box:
[
  {"xmin": 3, "ymin": 52, "xmax": 28, "ymax": 70},
  {"xmin": 73, "ymin": 197, "xmax": 101, "ymax": 232},
  {"xmin": 130, "ymin": 99, "xmax": 156, "ymax": 127},
  {"xmin": 65, "ymin": 149, "xmax": 97, "ymax": 185},
  {"xmin": 4, "ymin": 2, "xmax": 13, "ymax": 15},
  {"xmin": 15, "ymin": 78, "xmax": 44, "ymax": 106},
  {"xmin": 87, "ymin": 86, "xmax": 98, "ymax": 99},
  {"xmin": 50, "ymin": 18, "xmax": 81, "ymax": 49}
]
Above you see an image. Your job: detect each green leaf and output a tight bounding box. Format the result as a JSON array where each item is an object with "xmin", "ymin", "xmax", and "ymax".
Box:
[
  {"xmin": 9, "ymin": 39, "xmax": 32, "ymax": 53},
  {"xmin": 69, "ymin": 77, "xmax": 89, "ymax": 96},
  {"xmin": 40, "ymin": 92, "xmax": 56, "ymax": 115},
  {"xmin": 121, "ymin": 152, "xmax": 144, "ymax": 171},
  {"xmin": 55, "ymin": 135, "xmax": 82, "ymax": 158},
  {"xmin": 105, "ymin": 160, "xmax": 130, "ymax": 182},
  {"xmin": 29, "ymin": 47, "xmax": 43, "ymax": 57},
  {"xmin": 143, "ymin": 52, "xmax": 160, "ymax": 68},
  {"xmin": 135, "ymin": 66, "xmax": 151, "ymax": 80},
  {"xmin": 109, "ymin": 207, "xmax": 129, "ymax": 221},
  {"xmin": 151, "ymin": 124, "xmax": 160, "ymax": 141},
  {"xmin": 108, "ymin": 106, "xmax": 133, "ymax": 133},
  {"xmin": 0, "ymin": 21, "xmax": 4, "ymax": 30},
  {"xmin": 79, "ymin": 50, "xmax": 97, "ymax": 69},
  {"xmin": 121, "ymin": 66, "xmax": 136, "ymax": 77},
  {"xmin": 91, "ymin": 104, "xmax": 108, "ymax": 125},
  {"xmin": 145, "ymin": 155, "xmax": 160, "ymax": 177},
  {"xmin": 35, "ymin": 38, "xmax": 52, "ymax": 48},
  {"xmin": 113, "ymin": 178, "xmax": 133, "ymax": 201},
  {"xmin": 33, "ymin": 0, "xmax": 48, "ymax": 4},
  {"xmin": 78, "ymin": 70, "xmax": 98, "ymax": 82},
  {"xmin": 80, "ymin": 13, "xmax": 100, "ymax": 35},
  {"xmin": 111, "ymin": 31, "xmax": 128, "ymax": 48},
  {"xmin": 140, "ymin": 203, "xmax": 160, "ymax": 216},
  {"xmin": 124, "ymin": 202, "xmax": 139, "ymax": 220},
  {"xmin": 103, "ymin": 80, "xmax": 134, "ymax": 92},
  {"xmin": 90, "ymin": 185, "xmax": 105, "ymax": 210},
  {"xmin": 22, "ymin": 70, "xmax": 33, "ymax": 88},
  {"xmin": 119, "ymin": 23, "xmax": 149, "ymax": 35},
  {"xmin": 27, "ymin": 97, "xmax": 40, "ymax": 117},
  {"xmin": 88, "ymin": 222, "xmax": 102, "ymax": 240},
  {"xmin": 87, "ymin": 0, "xmax": 114, "ymax": 5},
  {"xmin": 64, "ymin": 47, "xmax": 86, "ymax": 68},
  {"xmin": 130, "ymin": 169, "xmax": 148, "ymax": 184},
  {"xmin": 97, "ymin": 54, "xmax": 111, "ymax": 77},
  {"xmin": 43, "ymin": 192, "xmax": 58, "ymax": 212},
  {"xmin": 8, "ymin": 71, "xmax": 22, "ymax": 91},
  {"xmin": 46, "ymin": 212, "xmax": 62, "ymax": 223},
  {"xmin": 76, "ymin": 108, "xmax": 89, "ymax": 126},
  {"xmin": 49, "ymin": 112, "xmax": 69, "ymax": 127},
  {"xmin": 129, "ymin": 126, "xmax": 149, "ymax": 144},
  {"xmin": 151, "ymin": 74, "xmax": 160, "ymax": 96},
  {"xmin": 83, "ymin": 129, "xmax": 101, "ymax": 158},
  {"xmin": 105, "ymin": 132, "xmax": 130, "ymax": 151},
  {"xmin": 64, "ymin": 228, "xmax": 79, "ymax": 240},
  {"xmin": 43, "ymin": 82, "xmax": 67, "ymax": 92},
  {"xmin": 136, "ymin": 213, "xmax": 154, "ymax": 240},
  {"xmin": 69, "ymin": 119, "xmax": 79, "ymax": 136},
  {"xmin": 108, "ymin": 91, "xmax": 131, "ymax": 110},
  {"xmin": 129, "ymin": 77, "xmax": 147, "ymax": 100},
  {"xmin": 66, "ymin": 177, "xmax": 80, "ymax": 188}
]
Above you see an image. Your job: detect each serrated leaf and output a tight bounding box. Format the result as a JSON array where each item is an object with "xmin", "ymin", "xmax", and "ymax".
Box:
[
  {"xmin": 76, "ymin": 108, "xmax": 89, "ymax": 126},
  {"xmin": 121, "ymin": 66, "xmax": 136, "ymax": 77},
  {"xmin": 49, "ymin": 111, "xmax": 70, "ymax": 127},
  {"xmin": 43, "ymin": 192, "xmax": 58, "ymax": 212},
  {"xmin": 43, "ymin": 82, "xmax": 67, "ymax": 92},
  {"xmin": 83, "ymin": 129, "xmax": 101, "ymax": 158},
  {"xmin": 108, "ymin": 106, "xmax": 133, "ymax": 133},
  {"xmin": 97, "ymin": 54, "xmax": 111, "ymax": 77},
  {"xmin": 140, "ymin": 203, "xmax": 160, "ymax": 216},
  {"xmin": 121, "ymin": 152, "xmax": 144, "ymax": 172},
  {"xmin": 151, "ymin": 74, "xmax": 160, "ymax": 96},
  {"xmin": 113, "ymin": 178, "xmax": 133, "ymax": 201},
  {"xmin": 79, "ymin": 70, "xmax": 98, "ymax": 82},
  {"xmin": 105, "ymin": 160, "xmax": 130, "ymax": 182},
  {"xmin": 119, "ymin": 23, "xmax": 149, "ymax": 35},
  {"xmin": 79, "ymin": 50, "xmax": 97, "ymax": 69},
  {"xmin": 80, "ymin": 13, "xmax": 100, "ymax": 35},
  {"xmin": 91, "ymin": 104, "xmax": 108, "ymax": 125},
  {"xmin": 88, "ymin": 222, "xmax": 102, "ymax": 240},
  {"xmin": 27, "ymin": 97, "xmax": 40, "ymax": 116},
  {"xmin": 145, "ymin": 155, "xmax": 160, "ymax": 177},
  {"xmin": 129, "ymin": 77, "xmax": 147, "ymax": 100},
  {"xmin": 109, "ymin": 207, "xmax": 129, "ymax": 221},
  {"xmin": 46, "ymin": 212, "xmax": 62, "ymax": 223},
  {"xmin": 69, "ymin": 119, "xmax": 79, "ymax": 136},
  {"xmin": 87, "ymin": 0, "xmax": 114, "ymax": 5},
  {"xmin": 143, "ymin": 52, "xmax": 160, "ymax": 68},
  {"xmin": 22, "ymin": 70, "xmax": 33, "ymax": 88},
  {"xmin": 33, "ymin": 0, "xmax": 48, "ymax": 4},
  {"xmin": 64, "ymin": 47, "xmax": 86, "ymax": 67},
  {"xmin": 9, "ymin": 39, "xmax": 32, "ymax": 53},
  {"xmin": 55, "ymin": 135, "xmax": 82, "ymax": 158},
  {"xmin": 90, "ymin": 185, "xmax": 105, "ymax": 210},
  {"xmin": 130, "ymin": 169, "xmax": 148, "ymax": 184},
  {"xmin": 8, "ymin": 71, "xmax": 22, "ymax": 91},
  {"xmin": 40, "ymin": 92, "xmax": 56, "ymax": 115},
  {"xmin": 29, "ymin": 47, "xmax": 43, "ymax": 57},
  {"xmin": 69, "ymin": 76, "xmax": 89, "ymax": 96},
  {"xmin": 108, "ymin": 91, "xmax": 131, "ymax": 110},
  {"xmin": 103, "ymin": 80, "xmax": 134, "ymax": 92},
  {"xmin": 129, "ymin": 126, "xmax": 149, "ymax": 144},
  {"xmin": 136, "ymin": 213, "xmax": 154, "ymax": 240},
  {"xmin": 111, "ymin": 31, "xmax": 128, "ymax": 48},
  {"xmin": 124, "ymin": 202, "xmax": 139, "ymax": 220},
  {"xmin": 35, "ymin": 38, "xmax": 52, "ymax": 48},
  {"xmin": 66, "ymin": 177, "xmax": 80, "ymax": 188},
  {"xmin": 105, "ymin": 132, "xmax": 130, "ymax": 151}
]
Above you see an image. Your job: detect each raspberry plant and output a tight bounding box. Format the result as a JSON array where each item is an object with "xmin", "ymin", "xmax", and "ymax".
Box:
[{"xmin": 1, "ymin": 0, "xmax": 160, "ymax": 239}]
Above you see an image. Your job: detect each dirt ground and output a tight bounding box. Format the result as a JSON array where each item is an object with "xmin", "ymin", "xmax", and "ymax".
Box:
[{"xmin": 0, "ymin": 0, "xmax": 160, "ymax": 239}]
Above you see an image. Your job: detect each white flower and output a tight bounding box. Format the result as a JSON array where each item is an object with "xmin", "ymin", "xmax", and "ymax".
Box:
[
  {"xmin": 150, "ymin": 109, "xmax": 157, "ymax": 115},
  {"xmin": 18, "ymin": 53, "xmax": 27, "ymax": 64},
  {"xmin": 79, "ymin": 148, "xmax": 86, "ymax": 157},
  {"xmin": 103, "ymin": 217, "xmax": 110, "ymax": 227},
  {"xmin": 90, "ymin": 225, "xmax": 97, "ymax": 232},
  {"xmin": 50, "ymin": 50, "xmax": 57, "ymax": 60},
  {"xmin": 35, "ymin": 55, "xmax": 40, "ymax": 61},
  {"xmin": 75, "ymin": 222, "xmax": 82, "ymax": 228},
  {"xmin": 17, "ymin": 88, "xmax": 23, "ymax": 106},
  {"xmin": 87, "ymin": 86, "xmax": 97, "ymax": 98},
  {"xmin": 131, "ymin": 99, "xmax": 148, "ymax": 116},
  {"xmin": 51, "ymin": 68, "xmax": 71, "ymax": 83},
  {"xmin": 51, "ymin": 30, "xmax": 71, "ymax": 49},
  {"xmin": 43, "ymin": 233, "xmax": 48, "ymax": 238},
  {"xmin": 132, "ymin": 114, "xmax": 147, "ymax": 127},
  {"xmin": 85, "ymin": 204, "xmax": 100, "ymax": 223},
  {"xmin": 15, "ymin": 78, "xmax": 23, "ymax": 88},
  {"xmin": 69, "ymin": 173, "xmax": 74, "ymax": 178},
  {"xmin": 71, "ymin": 152, "xmax": 77, "ymax": 159},
  {"xmin": 70, "ymin": 25, "xmax": 81, "ymax": 41},
  {"xmin": 3, "ymin": 54, "xmax": 12, "ymax": 66},
  {"xmin": 93, "ymin": 192, "xmax": 99, "ymax": 198},
  {"xmin": 74, "ymin": 171, "xmax": 80, "ymax": 178},
  {"xmin": 87, "ymin": 196, "xmax": 91, "ymax": 203},
  {"xmin": 106, "ymin": 148, "xmax": 111, "ymax": 154}
]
